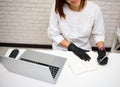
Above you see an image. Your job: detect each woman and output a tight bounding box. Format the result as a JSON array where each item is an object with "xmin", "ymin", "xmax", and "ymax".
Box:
[{"xmin": 48, "ymin": 0, "xmax": 108, "ymax": 65}]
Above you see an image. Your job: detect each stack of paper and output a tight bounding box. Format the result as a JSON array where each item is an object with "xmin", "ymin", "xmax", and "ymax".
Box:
[{"xmin": 66, "ymin": 51, "xmax": 102, "ymax": 75}]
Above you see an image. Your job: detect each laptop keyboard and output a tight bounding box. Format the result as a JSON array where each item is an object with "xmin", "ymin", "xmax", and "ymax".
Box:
[
  {"xmin": 49, "ymin": 65, "xmax": 59, "ymax": 78},
  {"xmin": 20, "ymin": 58, "xmax": 59, "ymax": 78}
]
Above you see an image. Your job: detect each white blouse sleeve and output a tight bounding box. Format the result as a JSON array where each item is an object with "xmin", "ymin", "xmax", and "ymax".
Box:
[
  {"xmin": 48, "ymin": 6, "xmax": 64, "ymax": 45},
  {"xmin": 92, "ymin": 7, "xmax": 105, "ymax": 43}
]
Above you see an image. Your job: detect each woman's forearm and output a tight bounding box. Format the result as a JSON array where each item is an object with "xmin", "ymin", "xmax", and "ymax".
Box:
[
  {"xmin": 60, "ymin": 40, "xmax": 105, "ymax": 50},
  {"xmin": 60, "ymin": 39, "xmax": 70, "ymax": 48},
  {"xmin": 96, "ymin": 41, "xmax": 104, "ymax": 49}
]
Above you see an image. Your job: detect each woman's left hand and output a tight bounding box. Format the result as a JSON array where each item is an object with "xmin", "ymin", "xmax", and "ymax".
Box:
[{"xmin": 97, "ymin": 48, "xmax": 108, "ymax": 65}]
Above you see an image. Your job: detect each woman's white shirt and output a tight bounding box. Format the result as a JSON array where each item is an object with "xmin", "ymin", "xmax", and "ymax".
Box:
[{"xmin": 48, "ymin": 1, "xmax": 105, "ymax": 51}]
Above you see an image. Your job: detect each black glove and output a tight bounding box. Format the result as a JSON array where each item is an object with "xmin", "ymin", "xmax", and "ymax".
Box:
[
  {"xmin": 68, "ymin": 43, "xmax": 91, "ymax": 61},
  {"xmin": 97, "ymin": 47, "xmax": 108, "ymax": 65}
]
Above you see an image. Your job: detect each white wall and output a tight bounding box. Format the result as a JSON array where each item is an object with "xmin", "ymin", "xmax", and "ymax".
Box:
[{"xmin": 0, "ymin": 0, "xmax": 120, "ymax": 47}]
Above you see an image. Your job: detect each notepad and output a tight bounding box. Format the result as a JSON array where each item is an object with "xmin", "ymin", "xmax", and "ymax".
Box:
[{"xmin": 66, "ymin": 51, "xmax": 102, "ymax": 75}]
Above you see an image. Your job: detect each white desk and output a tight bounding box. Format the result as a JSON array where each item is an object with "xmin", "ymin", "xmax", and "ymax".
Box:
[{"xmin": 0, "ymin": 50, "xmax": 120, "ymax": 87}]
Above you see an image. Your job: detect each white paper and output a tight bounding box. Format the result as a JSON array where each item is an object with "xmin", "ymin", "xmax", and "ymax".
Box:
[{"xmin": 66, "ymin": 51, "xmax": 103, "ymax": 75}]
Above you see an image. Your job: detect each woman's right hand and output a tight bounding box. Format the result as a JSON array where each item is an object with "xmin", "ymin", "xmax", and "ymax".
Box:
[{"xmin": 68, "ymin": 43, "xmax": 91, "ymax": 61}]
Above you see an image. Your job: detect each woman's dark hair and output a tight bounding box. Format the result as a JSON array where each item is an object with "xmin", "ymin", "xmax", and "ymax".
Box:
[{"xmin": 55, "ymin": 0, "xmax": 86, "ymax": 19}]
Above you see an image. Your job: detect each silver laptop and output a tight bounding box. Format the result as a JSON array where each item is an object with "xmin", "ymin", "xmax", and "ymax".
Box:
[{"xmin": 0, "ymin": 50, "xmax": 66, "ymax": 84}]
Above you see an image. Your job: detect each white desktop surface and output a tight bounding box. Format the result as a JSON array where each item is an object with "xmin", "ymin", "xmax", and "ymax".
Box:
[{"xmin": 0, "ymin": 50, "xmax": 120, "ymax": 87}]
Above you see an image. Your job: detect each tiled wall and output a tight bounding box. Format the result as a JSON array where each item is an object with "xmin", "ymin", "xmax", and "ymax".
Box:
[
  {"xmin": 0, "ymin": 0, "xmax": 120, "ymax": 47},
  {"xmin": 0, "ymin": 0, "xmax": 54, "ymax": 45}
]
